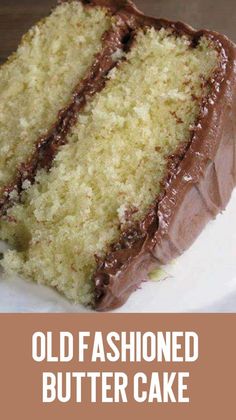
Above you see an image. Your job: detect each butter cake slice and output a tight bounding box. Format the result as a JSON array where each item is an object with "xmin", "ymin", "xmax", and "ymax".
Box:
[{"xmin": 1, "ymin": 1, "xmax": 235, "ymax": 310}]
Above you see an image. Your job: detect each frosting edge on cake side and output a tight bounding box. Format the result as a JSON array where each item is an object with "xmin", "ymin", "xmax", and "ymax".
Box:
[{"xmin": 94, "ymin": 3, "xmax": 236, "ymax": 311}]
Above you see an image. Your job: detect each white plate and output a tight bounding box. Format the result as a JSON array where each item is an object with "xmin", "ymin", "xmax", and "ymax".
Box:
[{"xmin": 0, "ymin": 190, "xmax": 236, "ymax": 313}]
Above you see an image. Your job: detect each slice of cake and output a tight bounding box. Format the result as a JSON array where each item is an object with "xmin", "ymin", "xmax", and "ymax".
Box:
[{"xmin": 0, "ymin": 0, "xmax": 235, "ymax": 310}]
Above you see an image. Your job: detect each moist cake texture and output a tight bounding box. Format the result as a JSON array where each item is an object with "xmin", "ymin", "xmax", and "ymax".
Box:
[{"xmin": 0, "ymin": 0, "xmax": 236, "ymax": 310}]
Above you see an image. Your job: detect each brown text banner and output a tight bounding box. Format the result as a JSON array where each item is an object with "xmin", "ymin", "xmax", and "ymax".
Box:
[{"xmin": 0, "ymin": 314, "xmax": 235, "ymax": 419}]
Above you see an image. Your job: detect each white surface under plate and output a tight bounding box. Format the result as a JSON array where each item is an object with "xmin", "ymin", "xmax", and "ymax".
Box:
[{"xmin": 0, "ymin": 190, "xmax": 236, "ymax": 313}]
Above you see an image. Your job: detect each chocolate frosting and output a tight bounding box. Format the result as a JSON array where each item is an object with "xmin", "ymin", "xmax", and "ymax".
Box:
[
  {"xmin": 1, "ymin": 1, "xmax": 236, "ymax": 310},
  {"xmin": 92, "ymin": 1, "xmax": 236, "ymax": 310}
]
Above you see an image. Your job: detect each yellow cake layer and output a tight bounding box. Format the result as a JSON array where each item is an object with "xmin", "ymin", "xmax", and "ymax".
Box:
[
  {"xmin": 0, "ymin": 1, "xmax": 111, "ymax": 191},
  {"xmin": 1, "ymin": 27, "xmax": 219, "ymax": 305}
]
